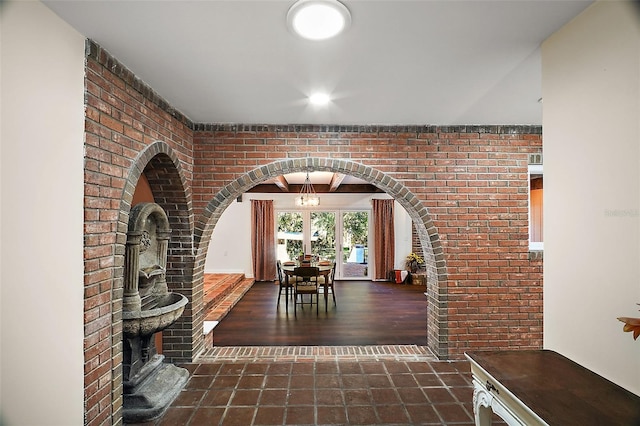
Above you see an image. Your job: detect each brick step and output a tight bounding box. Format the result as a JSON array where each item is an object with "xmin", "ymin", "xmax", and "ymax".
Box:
[
  {"xmin": 203, "ymin": 273, "xmax": 246, "ymax": 312},
  {"xmin": 202, "ymin": 274, "xmax": 255, "ymax": 347}
]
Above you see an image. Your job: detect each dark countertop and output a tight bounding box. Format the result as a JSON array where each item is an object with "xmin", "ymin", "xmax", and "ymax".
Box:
[{"xmin": 466, "ymin": 350, "xmax": 640, "ymax": 426}]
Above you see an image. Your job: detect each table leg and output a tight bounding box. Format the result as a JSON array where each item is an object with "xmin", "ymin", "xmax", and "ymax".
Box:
[{"xmin": 472, "ymin": 379, "xmax": 493, "ymax": 426}]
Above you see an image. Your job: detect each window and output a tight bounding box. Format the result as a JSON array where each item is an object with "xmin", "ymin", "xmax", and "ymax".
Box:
[
  {"xmin": 276, "ymin": 209, "xmax": 370, "ymax": 280},
  {"xmin": 529, "ymin": 164, "xmax": 543, "ymax": 250}
]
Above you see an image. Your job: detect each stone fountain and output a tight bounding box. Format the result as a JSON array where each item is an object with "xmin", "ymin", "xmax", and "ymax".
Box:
[{"xmin": 122, "ymin": 202, "xmax": 189, "ymax": 423}]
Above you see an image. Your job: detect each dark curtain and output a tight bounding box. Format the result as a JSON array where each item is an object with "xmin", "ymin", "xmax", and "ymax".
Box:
[
  {"xmin": 372, "ymin": 199, "xmax": 395, "ymax": 280},
  {"xmin": 251, "ymin": 199, "xmax": 276, "ymax": 281}
]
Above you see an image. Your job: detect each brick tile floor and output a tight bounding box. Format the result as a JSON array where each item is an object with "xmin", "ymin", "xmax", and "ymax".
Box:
[{"xmin": 127, "ymin": 346, "xmax": 486, "ymax": 425}]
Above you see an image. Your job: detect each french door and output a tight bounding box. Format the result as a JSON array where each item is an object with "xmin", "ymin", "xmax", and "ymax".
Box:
[
  {"xmin": 340, "ymin": 211, "xmax": 369, "ymax": 280},
  {"xmin": 276, "ymin": 210, "xmax": 370, "ymax": 280}
]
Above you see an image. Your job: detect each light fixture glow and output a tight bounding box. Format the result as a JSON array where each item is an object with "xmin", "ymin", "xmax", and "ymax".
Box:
[
  {"xmin": 295, "ymin": 172, "xmax": 320, "ymax": 207},
  {"xmin": 309, "ymin": 92, "xmax": 331, "ymax": 106},
  {"xmin": 287, "ymin": 0, "xmax": 351, "ymax": 40}
]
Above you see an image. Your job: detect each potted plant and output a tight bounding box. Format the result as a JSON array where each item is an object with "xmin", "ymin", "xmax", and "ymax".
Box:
[{"xmin": 405, "ymin": 252, "xmax": 424, "ymax": 273}]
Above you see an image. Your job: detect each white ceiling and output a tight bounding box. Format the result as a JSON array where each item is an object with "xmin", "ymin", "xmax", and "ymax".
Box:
[
  {"xmin": 281, "ymin": 171, "xmax": 337, "ymax": 185},
  {"xmin": 274, "ymin": 171, "xmax": 365, "ymax": 185},
  {"xmin": 44, "ymin": 0, "xmax": 593, "ymax": 126}
]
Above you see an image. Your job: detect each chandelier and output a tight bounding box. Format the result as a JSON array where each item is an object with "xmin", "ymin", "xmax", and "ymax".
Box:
[{"xmin": 295, "ymin": 172, "xmax": 320, "ymax": 207}]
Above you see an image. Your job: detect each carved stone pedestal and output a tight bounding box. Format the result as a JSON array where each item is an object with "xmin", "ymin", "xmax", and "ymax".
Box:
[{"xmin": 123, "ymin": 354, "xmax": 189, "ymax": 423}]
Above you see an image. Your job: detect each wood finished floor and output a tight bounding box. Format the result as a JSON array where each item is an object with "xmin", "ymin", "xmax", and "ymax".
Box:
[{"xmin": 212, "ymin": 280, "xmax": 428, "ymax": 347}]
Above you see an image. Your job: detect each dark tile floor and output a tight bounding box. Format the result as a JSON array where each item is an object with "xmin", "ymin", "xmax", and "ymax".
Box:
[{"xmin": 130, "ymin": 355, "xmax": 479, "ymax": 425}]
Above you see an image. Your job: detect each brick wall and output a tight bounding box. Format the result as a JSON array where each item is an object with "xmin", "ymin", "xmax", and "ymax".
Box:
[
  {"xmin": 83, "ymin": 40, "xmax": 194, "ymax": 426},
  {"xmin": 191, "ymin": 125, "xmax": 544, "ymax": 359},
  {"xmin": 83, "ymin": 39, "xmax": 543, "ymax": 425}
]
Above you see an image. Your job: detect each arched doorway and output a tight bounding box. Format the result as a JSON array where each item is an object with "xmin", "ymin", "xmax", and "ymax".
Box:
[{"xmin": 193, "ymin": 157, "xmax": 448, "ymax": 359}]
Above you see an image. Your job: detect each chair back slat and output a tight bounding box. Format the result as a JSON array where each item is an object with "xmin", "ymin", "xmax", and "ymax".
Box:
[
  {"xmin": 293, "ymin": 266, "xmax": 319, "ymax": 287},
  {"xmin": 293, "ymin": 266, "xmax": 319, "ymax": 279}
]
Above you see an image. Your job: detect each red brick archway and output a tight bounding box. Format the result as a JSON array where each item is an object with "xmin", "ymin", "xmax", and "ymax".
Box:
[{"xmin": 192, "ymin": 157, "xmax": 449, "ymax": 360}]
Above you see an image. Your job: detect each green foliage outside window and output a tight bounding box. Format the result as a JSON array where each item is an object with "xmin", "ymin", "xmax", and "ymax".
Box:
[
  {"xmin": 277, "ymin": 210, "xmax": 369, "ymax": 262},
  {"xmin": 311, "ymin": 212, "xmax": 336, "ymax": 261},
  {"xmin": 343, "ymin": 211, "xmax": 368, "ymax": 245},
  {"xmin": 277, "ymin": 212, "xmax": 302, "ymax": 260}
]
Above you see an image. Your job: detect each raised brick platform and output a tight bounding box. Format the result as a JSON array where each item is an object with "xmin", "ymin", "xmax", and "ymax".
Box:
[{"xmin": 202, "ymin": 273, "xmax": 254, "ymax": 347}]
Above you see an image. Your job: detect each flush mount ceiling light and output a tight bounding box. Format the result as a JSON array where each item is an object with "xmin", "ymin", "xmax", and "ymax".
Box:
[
  {"xmin": 287, "ymin": 0, "xmax": 351, "ymax": 40},
  {"xmin": 309, "ymin": 92, "xmax": 331, "ymax": 106}
]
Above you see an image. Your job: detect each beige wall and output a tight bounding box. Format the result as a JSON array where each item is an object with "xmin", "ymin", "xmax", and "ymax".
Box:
[
  {"xmin": 542, "ymin": 1, "xmax": 640, "ymax": 393},
  {"xmin": 1, "ymin": 1, "xmax": 86, "ymax": 423}
]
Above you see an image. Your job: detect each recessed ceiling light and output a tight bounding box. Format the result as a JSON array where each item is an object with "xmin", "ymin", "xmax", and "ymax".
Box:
[
  {"xmin": 287, "ymin": 0, "xmax": 351, "ymax": 41},
  {"xmin": 309, "ymin": 93, "xmax": 331, "ymax": 106}
]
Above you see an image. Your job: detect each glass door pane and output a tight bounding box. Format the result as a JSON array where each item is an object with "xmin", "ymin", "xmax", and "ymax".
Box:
[
  {"xmin": 310, "ymin": 211, "xmax": 336, "ymax": 262},
  {"xmin": 341, "ymin": 211, "xmax": 369, "ymax": 279},
  {"xmin": 276, "ymin": 211, "xmax": 303, "ymax": 262}
]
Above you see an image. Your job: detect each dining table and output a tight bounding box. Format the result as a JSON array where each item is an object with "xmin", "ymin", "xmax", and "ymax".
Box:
[{"xmin": 280, "ymin": 262, "xmax": 334, "ymax": 313}]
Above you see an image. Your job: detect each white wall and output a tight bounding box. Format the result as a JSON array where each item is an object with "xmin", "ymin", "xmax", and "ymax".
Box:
[
  {"xmin": 542, "ymin": 1, "xmax": 640, "ymax": 393},
  {"xmin": 205, "ymin": 192, "xmax": 413, "ymax": 277},
  {"xmin": 1, "ymin": 2, "xmax": 86, "ymax": 424}
]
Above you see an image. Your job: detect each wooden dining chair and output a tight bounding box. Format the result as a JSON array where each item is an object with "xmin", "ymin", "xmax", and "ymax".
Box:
[
  {"xmin": 293, "ymin": 266, "xmax": 320, "ymax": 315},
  {"xmin": 276, "ymin": 260, "xmax": 292, "ymax": 308},
  {"xmin": 323, "ymin": 262, "xmax": 337, "ymax": 310}
]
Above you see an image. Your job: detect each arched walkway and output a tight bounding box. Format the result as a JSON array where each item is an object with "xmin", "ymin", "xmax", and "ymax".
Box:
[{"xmin": 193, "ymin": 157, "xmax": 449, "ymax": 359}]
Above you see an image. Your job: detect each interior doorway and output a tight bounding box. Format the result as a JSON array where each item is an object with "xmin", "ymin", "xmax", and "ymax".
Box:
[{"xmin": 196, "ymin": 157, "xmax": 447, "ymax": 359}]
